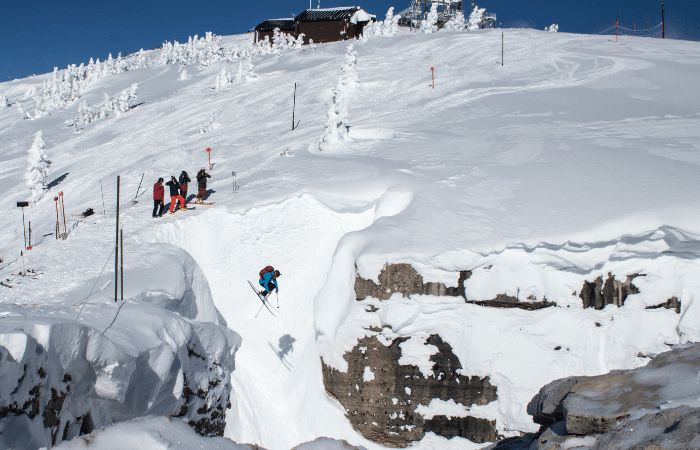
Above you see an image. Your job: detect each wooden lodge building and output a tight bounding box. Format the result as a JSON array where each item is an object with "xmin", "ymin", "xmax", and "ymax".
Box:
[{"xmin": 254, "ymin": 6, "xmax": 374, "ymax": 45}]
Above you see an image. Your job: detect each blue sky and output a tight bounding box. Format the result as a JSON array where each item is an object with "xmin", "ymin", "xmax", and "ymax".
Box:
[{"xmin": 2, "ymin": 0, "xmax": 698, "ymax": 82}]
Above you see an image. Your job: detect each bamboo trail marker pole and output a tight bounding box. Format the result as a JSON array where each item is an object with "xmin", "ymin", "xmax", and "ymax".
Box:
[
  {"xmin": 120, "ymin": 228, "xmax": 124, "ymax": 301},
  {"xmin": 28, "ymin": 221, "xmax": 31, "ymax": 250},
  {"xmin": 502, "ymin": 33, "xmax": 504, "ymax": 66},
  {"xmin": 115, "ymin": 176, "xmax": 120, "ymax": 302},
  {"xmin": 431, "ymin": 67, "xmax": 434, "ymax": 89},
  {"xmin": 59, "ymin": 192, "xmax": 67, "ymax": 240},
  {"xmin": 292, "ymin": 83, "xmax": 297, "ymax": 131},
  {"xmin": 206, "ymin": 147, "xmax": 212, "ymax": 171},
  {"xmin": 616, "ymin": 20, "xmax": 618, "ymax": 43},
  {"xmin": 54, "ymin": 197, "xmax": 60, "ymax": 238},
  {"xmin": 134, "ymin": 173, "xmax": 145, "ymax": 200},
  {"xmin": 100, "ymin": 180, "xmax": 106, "ymax": 214}
]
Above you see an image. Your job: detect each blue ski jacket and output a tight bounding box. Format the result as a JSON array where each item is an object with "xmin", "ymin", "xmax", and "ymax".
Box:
[{"xmin": 259, "ymin": 271, "xmax": 278, "ymax": 290}]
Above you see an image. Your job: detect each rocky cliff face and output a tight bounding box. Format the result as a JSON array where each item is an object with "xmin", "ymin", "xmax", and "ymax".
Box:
[
  {"xmin": 322, "ymin": 333, "xmax": 497, "ymax": 447},
  {"xmin": 487, "ymin": 344, "xmax": 700, "ymax": 450}
]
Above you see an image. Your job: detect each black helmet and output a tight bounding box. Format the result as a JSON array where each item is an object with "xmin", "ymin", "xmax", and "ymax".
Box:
[
  {"xmin": 274, "ymin": 270, "xmax": 281, "ymax": 278},
  {"xmin": 158, "ymin": 177, "xmax": 164, "ymax": 183}
]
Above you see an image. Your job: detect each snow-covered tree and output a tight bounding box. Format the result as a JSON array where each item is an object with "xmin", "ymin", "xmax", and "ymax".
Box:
[
  {"xmin": 246, "ymin": 58, "xmax": 258, "ymax": 80},
  {"xmin": 545, "ymin": 24, "xmax": 559, "ymax": 32},
  {"xmin": 318, "ymin": 45, "xmax": 359, "ymax": 151},
  {"xmin": 24, "ymin": 130, "xmax": 50, "ymax": 203},
  {"xmin": 467, "ymin": 5, "xmax": 486, "ymax": 31},
  {"xmin": 443, "ymin": 11, "xmax": 466, "ymax": 31},
  {"xmin": 115, "ymin": 83, "xmax": 138, "ymax": 115},
  {"xmin": 421, "ymin": 4, "xmax": 439, "ymax": 33},
  {"xmin": 383, "ymin": 7, "xmax": 400, "ymax": 36},
  {"xmin": 178, "ymin": 66, "xmax": 189, "ymax": 80},
  {"xmin": 23, "ymin": 86, "xmax": 37, "ymax": 100},
  {"xmin": 2, "ymin": 94, "xmax": 8, "ymax": 107},
  {"xmin": 16, "ymin": 101, "xmax": 30, "ymax": 120},
  {"xmin": 214, "ymin": 68, "xmax": 231, "ymax": 90},
  {"xmin": 135, "ymin": 49, "xmax": 147, "ymax": 68}
]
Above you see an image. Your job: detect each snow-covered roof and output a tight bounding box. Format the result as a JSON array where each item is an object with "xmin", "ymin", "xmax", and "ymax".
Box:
[
  {"xmin": 254, "ymin": 18, "xmax": 295, "ymax": 32},
  {"xmin": 350, "ymin": 9, "xmax": 373, "ymax": 24},
  {"xmin": 294, "ymin": 7, "xmax": 362, "ymax": 22}
]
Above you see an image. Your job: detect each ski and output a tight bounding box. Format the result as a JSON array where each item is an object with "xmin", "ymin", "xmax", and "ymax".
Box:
[
  {"xmin": 248, "ymin": 281, "xmax": 276, "ymax": 317},
  {"xmin": 197, "ymin": 202, "xmax": 216, "ymax": 206}
]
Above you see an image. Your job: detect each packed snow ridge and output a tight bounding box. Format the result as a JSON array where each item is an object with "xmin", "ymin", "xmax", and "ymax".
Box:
[{"xmin": 1, "ymin": 20, "xmax": 700, "ymax": 450}]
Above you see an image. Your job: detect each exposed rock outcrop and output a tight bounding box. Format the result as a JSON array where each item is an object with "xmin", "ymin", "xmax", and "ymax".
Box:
[
  {"xmin": 354, "ymin": 263, "xmax": 468, "ymax": 300},
  {"xmin": 513, "ymin": 344, "xmax": 700, "ymax": 449},
  {"xmin": 322, "ymin": 334, "xmax": 497, "ymax": 447},
  {"xmin": 646, "ymin": 296, "xmax": 681, "ymax": 314},
  {"xmin": 355, "ymin": 263, "xmax": 554, "ymax": 310},
  {"xmin": 579, "ymin": 273, "xmax": 641, "ymax": 310}
]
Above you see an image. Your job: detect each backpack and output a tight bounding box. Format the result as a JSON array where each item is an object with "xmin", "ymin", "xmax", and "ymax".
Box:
[{"xmin": 259, "ymin": 266, "xmax": 274, "ymax": 279}]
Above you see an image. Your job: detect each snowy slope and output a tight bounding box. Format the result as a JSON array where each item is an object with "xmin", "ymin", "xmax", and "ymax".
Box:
[{"xmin": 1, "ymin": 28, "xmax": 700, "ymax": 450}]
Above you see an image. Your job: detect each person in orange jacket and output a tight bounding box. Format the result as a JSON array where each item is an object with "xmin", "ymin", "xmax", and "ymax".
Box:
[
  {"xmin": 165, "ymin": 176, "xmax": 187, "ymax": 214},
  {"xmin": 153, "ymin": 177, "xmax": 165, "ymax": 217}
]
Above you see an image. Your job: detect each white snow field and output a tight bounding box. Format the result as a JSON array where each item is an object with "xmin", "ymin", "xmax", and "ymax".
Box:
[{"xmin": 1, "ymin": 27, "xmax": 700, "ymax": 449}]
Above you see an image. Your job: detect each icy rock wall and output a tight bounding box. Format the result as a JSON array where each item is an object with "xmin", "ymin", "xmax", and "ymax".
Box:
[
  {"xmin": 0, "ymin": 315, "xmax": 240, "ymax": 450},
  {"xmin": 491, "ymin": 344, "xmax": 700, "ymax": 449},
  {"xmin": 322, "ymin": 334, "xmax": 497, "ymax": 447}
]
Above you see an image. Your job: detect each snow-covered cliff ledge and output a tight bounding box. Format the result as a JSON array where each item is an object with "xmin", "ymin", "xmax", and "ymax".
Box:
[{"xmin": 0, "ymin": 246, "xmax": 241, "ymax": 450}]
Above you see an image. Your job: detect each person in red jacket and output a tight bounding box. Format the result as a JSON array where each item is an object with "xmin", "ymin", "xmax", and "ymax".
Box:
[{"xmin": 153, "ymin": 177, "xmax": 165, "ymax": 218}]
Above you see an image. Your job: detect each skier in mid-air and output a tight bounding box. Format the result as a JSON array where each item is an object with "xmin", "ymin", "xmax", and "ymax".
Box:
[{"xmin": 259, "ymin": 266, "xmax": 281, "ymax": 299}]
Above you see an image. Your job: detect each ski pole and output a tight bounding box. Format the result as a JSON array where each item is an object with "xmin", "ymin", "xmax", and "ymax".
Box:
[
  {"xmin": 255, "ymin": 303, "xmax": 265, "ymax": 318},
  {"xmin": 276, "ymin": 291, "xmax": 280, "ymax": 308}
]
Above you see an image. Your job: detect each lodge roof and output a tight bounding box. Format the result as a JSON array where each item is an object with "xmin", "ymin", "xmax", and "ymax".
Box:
[
  {"xmin": 254, "ymin": 18, "xmax": 295, "ymax": 32},
  {"xmin": 293, "ymin": 7, "xmax": 362, "ymax": 22}
]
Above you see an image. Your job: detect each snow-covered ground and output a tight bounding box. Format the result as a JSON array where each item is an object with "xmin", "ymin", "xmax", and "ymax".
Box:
[{"xmin": 1, "ymin": 27, "xmax": 700, "ymax": 450}]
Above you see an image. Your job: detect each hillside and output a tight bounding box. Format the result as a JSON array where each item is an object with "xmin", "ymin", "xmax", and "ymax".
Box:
[{"xmin": 1, "ymin": 28, "xmax": 700, "ymax": 450}]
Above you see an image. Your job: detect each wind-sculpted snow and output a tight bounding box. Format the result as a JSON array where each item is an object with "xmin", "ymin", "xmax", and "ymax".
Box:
[{"xmin": 0, "ymin": 306, "xmax": 240, "ymax": 449}]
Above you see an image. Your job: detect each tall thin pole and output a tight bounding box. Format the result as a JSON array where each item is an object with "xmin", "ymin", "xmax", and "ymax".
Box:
[
  {"xmin": 28, "ymin": 221, "xmax": 31, "ymax": 248},
  {"xmin": 134, "ymin": 173, "xmax": 145, "ymax": 200},
  {"xmin": 21, "ymin": 207, "xmax": 27, "ymax": 250},
  {"xmin": 115, "ymin": 176, "xmax": 120, "ymax": 302},
  {"xmin": 120, "ymin": 228, "xmax": 124, "ymax": 301},
  {"xmin": 662, "ymin": 3, "xmax": 665, "ymax": 39},
  {"xmin": 100, "ymin": 180, "xmax": 106, "ymax": 214},
  {"xmin": 60, "ymin": 193, "xmax": 67, "ymax": 238},
  {"xmin": 501, "ymin": 32, "xmax": 504, "ymax": 66},
  {"xmin": 292, "ymin": 83, "xmax": 297, "ymax": 131}
]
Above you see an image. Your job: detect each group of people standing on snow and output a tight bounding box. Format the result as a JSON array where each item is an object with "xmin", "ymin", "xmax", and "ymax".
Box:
[{"xmin": 152, "ymin": 168, "xmax": 211, "ymax": 217}]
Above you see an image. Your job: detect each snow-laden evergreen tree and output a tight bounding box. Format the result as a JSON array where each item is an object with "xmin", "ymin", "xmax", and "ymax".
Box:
[
  {"xmin": 2, "ymin": 94, "xmax": 9, "ymax": 107},
  {"xmin": 246, "ymin": 58, "xmax": 258, "ymax": 80},
  {"xmin": 318, "ymin": 45, "xmax": 359, "ymax": 151},
  {"xmin": 272, "ymin": 28, "xmax": 284, "ymax": 52},
  {"xmin": 293, "ymin": 34, "xmax": 305, "ymax": 49},
  {"xmin": 467, "ymin": 5, "xmax": 486, "ymax": 31},
  {"xmin": 443, "ymin": 11, "xmax": 466, "ymax": 31},
  {"xmin": 214, "ymin": 68, "xmax": 231, "ymax": 90},
  {"xmin": 545, "ymin": 24, "xmax": 559, "ymax": 32},
  {"xmin": 16, "ymin": 102, "xmax": 30, "ymax": 119},
  {"xmin": 24, "ymin": 130, "xmax": 50, "ymax": 203},
  {"xmin": 178, "ymin": 66, "xmax": 189, "ymax": 80},
  {"xmin": 24, "ymin": 86, "xmax": 37, "ymax": 100},
  {"xmin": 115, "ymin": 83, "xmax": 138, "ymax": 115},
  {"xmin": 421, "ymin": 4, "xmax": 439, "ymax": 33},
  {"xmin": 136, "ymin": 49, "xmax": 147, "ymax": 68},
  {"xmin": 383, "ymin": 7, "xmax": 400, "ymax": 36}
]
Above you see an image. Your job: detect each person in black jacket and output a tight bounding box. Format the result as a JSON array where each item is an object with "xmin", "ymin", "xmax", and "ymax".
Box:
[
  {"xmin": 196, "ymin": 167, "xmax": 211, "ymax": 204},
  {"xmin": 165, "ymin": 176, "xmax": 186, "ymax": 214},
  {"xmin": 179, "ymin": 171, "xmax": 191, "ymax": 205}
]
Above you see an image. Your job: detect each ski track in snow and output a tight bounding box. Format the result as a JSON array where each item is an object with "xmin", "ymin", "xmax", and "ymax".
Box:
[{"xmin": 1, "ymin": 29, "xmax": 700, "ymax": 449}]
